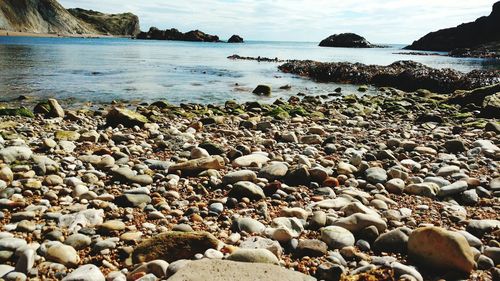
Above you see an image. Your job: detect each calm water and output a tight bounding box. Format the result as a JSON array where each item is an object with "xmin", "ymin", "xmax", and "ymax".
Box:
[{"xmin": 0, "ymin": 36, "xmax": 499, "ymax": 104}]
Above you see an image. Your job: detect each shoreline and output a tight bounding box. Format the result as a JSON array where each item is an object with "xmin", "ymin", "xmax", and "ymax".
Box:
[{"xmin": 0, "ymin": 30, "xmax": 128, "ymax": 39}]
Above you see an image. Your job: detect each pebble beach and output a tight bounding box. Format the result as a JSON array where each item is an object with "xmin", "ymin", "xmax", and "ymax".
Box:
[{"xmin": 0, "ymin": 86, "xmax": 499, "ymax": 281}]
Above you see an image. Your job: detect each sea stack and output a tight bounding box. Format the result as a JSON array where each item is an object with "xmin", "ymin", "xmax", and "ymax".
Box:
[{"xmin": 319, "ymin": 33, "xmax": 373, "ymax": 48}]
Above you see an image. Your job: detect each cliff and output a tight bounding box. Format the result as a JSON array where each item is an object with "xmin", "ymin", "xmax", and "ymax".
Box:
[
  {"xmin": 0, "ymin": 0, "xmax": 139, "ymax": 36},
  {"xmin": 405, "ymin": 1, "xmax": 500, "ymax": 52},
  {"xmin": 68, "ymin": 8, "xmax": 140, "ymax": 36}
]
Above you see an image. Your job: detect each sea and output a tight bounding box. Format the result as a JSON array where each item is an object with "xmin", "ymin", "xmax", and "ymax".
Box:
[{"xmin": 0, "ymin": 36, "xmax": 499, "ymax": 105}]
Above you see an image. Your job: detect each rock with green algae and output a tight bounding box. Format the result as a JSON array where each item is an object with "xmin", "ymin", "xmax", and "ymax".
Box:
[
  {"xmin": 266, "ymin": 107, "xmax": 290, "ymax": 120},
  {"xmin": 0, "ymin": 107, "xmax": 34, "ymax": 118},
  {"xmin": 132, "ymin": 231, "xmax": 220, "ymax": 263},
  {"xmin": 106, "ymin": 107, "xmax": 148, "ymax": 128}
]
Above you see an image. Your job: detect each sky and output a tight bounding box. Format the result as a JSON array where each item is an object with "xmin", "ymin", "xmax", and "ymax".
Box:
[{"xmin": 59, "ymin": 0, "xmax": 497, "ymax": 44}]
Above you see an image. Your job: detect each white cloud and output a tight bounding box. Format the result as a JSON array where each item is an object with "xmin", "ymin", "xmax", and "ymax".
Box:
[{"xmin": 59, "ymin": 0, "xmax": 497, "ymax": 43}]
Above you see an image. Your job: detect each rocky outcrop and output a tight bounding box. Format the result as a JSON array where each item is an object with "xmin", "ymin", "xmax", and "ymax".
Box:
[
  {"xmin": 228, "ymin": 34, "xmax": 244, "ymax": 43},
  {"xmin": 67, "ymin": 8, "xmax": 140, "ymax": 36},
  {"xmin": 136, "ymin": 27, "xmax": 220, "ymax": 42},
  {"xmin": 319, "ymin": 33, "xmax": 373, "ymax": 48},
  {"xmin": 0, "ymin": 0, "xmax": 94, "ymax": 34},
  {"xmin": 0, "ymin": 0, "xmax": 140, "ymax": 36},
  {"xmin": 278, "ymin": 60, "xmax": 500, "ymax": 93},
  {"xmin": 405, "ymin": 1, "xmax": 500, "ymax": 53}
]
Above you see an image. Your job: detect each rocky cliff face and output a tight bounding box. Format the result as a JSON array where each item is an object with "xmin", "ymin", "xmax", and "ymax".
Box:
[
  {"xmin": 0, "ymin": 0, "xmax": 94, "ymax": 34},
  {"xmin": 0, "ymin": 0, "xmax": 139, "ymax": 36},
  {"xmin": 67, "ymin": 8, "xmax": 140, "ymax": 36},
  {"xmin": 405, "ymin": 1, "xmax": 500, "ymax": 52}
]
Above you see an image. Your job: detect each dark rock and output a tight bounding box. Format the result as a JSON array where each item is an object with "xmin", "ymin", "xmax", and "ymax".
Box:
[
  {"xmin": 316, "ymin": 262, "xmax": 345, "ymax": 281},
  {"xmin": 136, "ymin": 27, "xmax": 220, "ymax": 42},
  {"xmin": 448, "ymin": 84, "xmax": 500, "ymax": 118},
  {"xmin": 132, "ymin": 231, "xmax": 220, "ymax": 263},
  {"xmin": 319, "ymin": 33, "xmax": 373, "ymax": 48},
  {"xmin": 252, "ymin": 85, "xmax": 272, "ymax": 96},
  {"xmin": 278, "ymin": 60, "xmax": 498, "ymax": 94},
  {"xmin": 228, "ymin": 35, "xmax": 244, "ymax": 43},
  {"xmin": 485, "ymin": 121, "xmax": 500, "ymax": 133},
  {"xmin": 405, "ymin": 2, "xmax": 500, "ymax": 53}
]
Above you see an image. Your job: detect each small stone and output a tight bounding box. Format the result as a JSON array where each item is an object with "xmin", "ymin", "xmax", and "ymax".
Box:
[
  {"xmin": 46, "ymin": 243, "xmax": 80, "ymax": 267},
  {"xmin": 295, "ymin": 239, "xmax": 328, "ymax": 257},
  {"xmin": 227, "ymin": 248, "xmax": 279, "ymax": 264},
  {"xmin": 222, "ymin": 170, "xmax": 257, "ymax": 185},
  {"xmin": 228, "ymin": 181, "xmax": 265, "ymax": 201},
  {"xmin": 320, "ymin": 226, "xmax": 355, "ymax": 249}
]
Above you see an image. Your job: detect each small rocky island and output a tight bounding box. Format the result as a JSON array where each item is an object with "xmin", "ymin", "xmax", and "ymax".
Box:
[
  {"xmin": 228, "ymin": 35, "xmax": 244, "ymax": 43},
  {"xmin": 319, "ymin": 33, "xmax": 374, "ymax": 48},
  {"xmin": 405, "ymin": 1, "xmax": 500, "ymax": 58},
  {"xmin": 136, "ymin": 27, "xmax": 221, "ymax": 42}
]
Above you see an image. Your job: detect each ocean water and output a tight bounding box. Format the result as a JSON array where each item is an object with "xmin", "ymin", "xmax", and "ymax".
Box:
[{"xmin": 0, "ymin": 36, "xmax": 499, "ymax": 105}]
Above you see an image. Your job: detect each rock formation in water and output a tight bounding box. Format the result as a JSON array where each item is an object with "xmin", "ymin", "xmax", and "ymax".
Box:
[
  {"xmin": 319, "ymin": 33, "xmax": 373, "ymax": 48},
  {"xmin": 405, "ymin": 1, "xmax": 500, "ymax": 56},
  {"xmin": 0, "ymin": 0, "xmax": 139, "ymax": 36},
  {"xmin": 136, "ymin": 27, "xmax": 220, "ymax": 42},
  {"xmin": 278, "ymin": 59, "xmax": 500, "ymax": 93},
  {"xmin": 67, "ymin": 8, "xmax": 140, "ymax": 36},
  {"xmin": 228, "ymin": 34, "xmax": 244, "ymax": 43}
]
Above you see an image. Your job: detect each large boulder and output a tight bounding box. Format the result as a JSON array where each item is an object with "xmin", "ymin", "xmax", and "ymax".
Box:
[
  {"xmin": 132, "ymin": 231, "xmax": 220, "ymax": 263},
  {"xmin": 408, "ymin": 226, "xmax": 475, "ymax": 273},
  {"xmin": 319, "ymin": 33, "xmax": 373, "ymax": 48},
  {"xmin": 166, "ymin": 259, "xmax": 316, "ymax": 281}
]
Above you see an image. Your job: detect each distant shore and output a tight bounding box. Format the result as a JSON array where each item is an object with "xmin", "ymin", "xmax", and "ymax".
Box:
[{"xmin": 0, "ymin": 30, "xmax": 126, "ymax": 39}]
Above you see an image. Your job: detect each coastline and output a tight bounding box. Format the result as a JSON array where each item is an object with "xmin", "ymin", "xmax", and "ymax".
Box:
[{"xmin": 0, "ymin": 30, "xmax": 126, "ymax": 39}]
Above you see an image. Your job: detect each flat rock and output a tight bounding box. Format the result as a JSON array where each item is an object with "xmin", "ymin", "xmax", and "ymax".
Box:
[
  {"xmin": 0, "ymin": 146, "xmax": 32, "ymax": 163},
  {"xmin": 227, "ymin": 248, "xmax": 279, "ymax": 264},
  {"xmin": 62, "ymin": 264, "xmax": 105, "ymax": 281},
  {"xmin": 333, "ymin": 213, "xmax": 387, "ymax": 233},
  {"xmin": 222, "ymin": 170, "xmax": 257, "ymax": 185},
  {"xmin": 232, "ymin": 154, "xmax": 270, "ymax": 168},
  {"xmin": 166, "ymin": 259, "xmax": 315, "ymax": 281},
  {"xmin": 132, "ymin": 231, "xmax": 220, "ymax": 263},
  {"xmin": 258, "ymin": 162, "xmax": 288, "ymax": 181}
]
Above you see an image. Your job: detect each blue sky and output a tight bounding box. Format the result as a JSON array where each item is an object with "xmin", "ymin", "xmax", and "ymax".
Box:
[{"xmin": 60, "ymin": 0, "xmax": 497, "ymax": 43}]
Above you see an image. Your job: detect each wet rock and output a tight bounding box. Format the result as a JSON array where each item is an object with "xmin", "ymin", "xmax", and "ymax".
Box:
[
  {"xmin": 408, "ymin": 226, "xmax": 475, "ymax": 273},
  {"xmin": 252, "ymin": 85, "xmax": 271, "ymax": 96},
  {"xmin": 132, "ymin": 231, "xmax": 220, "ymax": 263}
]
